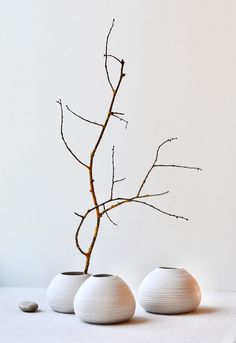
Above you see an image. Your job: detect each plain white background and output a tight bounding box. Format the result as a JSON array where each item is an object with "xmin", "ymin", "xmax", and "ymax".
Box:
[{"xmin": 0, "ymin": 0, "xmax": 235, "ymax": 291}]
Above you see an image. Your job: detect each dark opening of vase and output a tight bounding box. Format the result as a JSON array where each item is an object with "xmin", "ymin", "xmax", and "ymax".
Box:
[
  {"xmin": 92, "ymin": 274, "xmax": 113, "ymax": 278},
  {"xmin": 158, "ymin": 267, "xmax": 182, "ymax": 270},
  {"xmin": 61, "ymin": 272, "xmax": 85, "ymax": 276}
]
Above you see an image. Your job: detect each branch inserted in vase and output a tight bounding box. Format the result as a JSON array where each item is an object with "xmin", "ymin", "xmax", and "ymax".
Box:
[{"xmin": 57, "ymin": 20, "xmax": 201, "ymax": 274}]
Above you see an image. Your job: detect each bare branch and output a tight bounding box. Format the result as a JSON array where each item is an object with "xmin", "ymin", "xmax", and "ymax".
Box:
[
  {"xmin": 111, "ymin": 113, "xmax": 128, "ymax": 128},
  {"xmin": 98, "ymin": 191, "xmax": 187, "ymax": 221},
  {"xmin": 154, "ymin": 164, "xmax": 202, "ymax": 171},
  {"xmin": 112, "ymin": 111, "xmax": 125, "ymax": 116},
  {"xmin": 104, "ymin": 19, "xmax": 115, "ymax": 91},
  {"xmin": 66, "ymin": 105, "xmax": 103, "ymax": 127},
  {"xmin": 70, "ymin": 20, "xmax": 198, "ymax": 275},
  {"xmin": 74, "ymin": 212, "xmax": 84, "ymax": 219},
  {"xmin": 104, "ymin": 54, "xmax": 123, "ymax": 64},
  {"xmin": 137, "ymin": 137, "xmax": 178, "ymax": 196},
  {"xmin": 110, "ymin": 146, "xmax": 126, "ymax": 200},
  {"xmin": 99, "ymin": 191, "xmax": 170, "ymax": 216},
  {"xmin": 103, "ymin": 205, "xmax": 118, "ymax": 226},
  {"xmin": 137, "ymin": 191, "xmax": 170, "ymax": 199},
  {"xmin": 82, "ymin": 20, "xmax": 127, "ymax": 272},
  {"xmin": 74, "ymin": 212, "xmax": 89, "ymax": 256},
  {"xmin": 57, "ymin": 99, "xmax": 89, "ymax": 169},
  {"xmin": 110, "ymin": 146, "xmax": 115, "ymax": 199},
  {"xmin": 132, "ymin": 200, "xmax": 189, "ymax": 221},
  {"xmin": 114, "ymin": 177, "xmax": 126, "ymax": 183}
]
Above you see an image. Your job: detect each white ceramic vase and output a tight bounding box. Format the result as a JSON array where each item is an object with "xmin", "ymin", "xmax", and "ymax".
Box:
[
  {"xmin": 138, "ymin": 267, "xmax": 201, "ymax": 314},
  {"xmin": 74, "ymin": 274, "xmax": 136, "ymax": 324},
  {"xmin": 47, "ymin": 272, "xmax": 90, "ymax": 313}
]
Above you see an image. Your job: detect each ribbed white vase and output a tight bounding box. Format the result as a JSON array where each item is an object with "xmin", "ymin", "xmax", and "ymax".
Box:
[
  {"xmin": 47, "ymin": 272, "xmax": 90, "ymax": 313},
  {"xmin": 74, "ymin": 274, "xmax": 136, "ymax": 324},
  {"xmin": 138, "ymin": 267, "xmax": 201, "ymax": 314}
]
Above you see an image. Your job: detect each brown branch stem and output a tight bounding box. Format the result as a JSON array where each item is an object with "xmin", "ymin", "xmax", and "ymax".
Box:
[{"xmin": 81, "ymin": 19, "xmax": 126, "ymax": 272}]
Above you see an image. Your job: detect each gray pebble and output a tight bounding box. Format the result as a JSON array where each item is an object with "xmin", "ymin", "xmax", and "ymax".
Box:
[{"xmin": 19, "ymin": 301, "xmax": 38, "ymax": 312}]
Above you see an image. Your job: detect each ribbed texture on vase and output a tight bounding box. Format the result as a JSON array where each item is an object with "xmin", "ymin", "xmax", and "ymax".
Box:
[
  {"xmin": 47, "ymin": 272, "xmax": 90, "ymax": 313},
  {"xmin": 74, "ymin": 275, "xmax": 136, "ymax": 324},
  {"xmin": 138, "ymin": 267, "xmax": 201, "ymax": 314}
]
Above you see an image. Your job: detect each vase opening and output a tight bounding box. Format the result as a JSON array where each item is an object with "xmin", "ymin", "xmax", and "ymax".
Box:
[
  {"xmin": 158, "ymin": 267, "xmax": 183, "ymax": 270},
  {"xmin": 61, "ymin": 272, "xmax": 85, "ymax": 276},
  {"xmin": 92, "ymin": 274, "xmax": 113, "ymax": 278}
]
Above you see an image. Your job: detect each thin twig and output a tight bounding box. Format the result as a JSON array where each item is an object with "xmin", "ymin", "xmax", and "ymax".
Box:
[
  {"xmin": 137, "ymin": 191, "xmax": 170, "ymax": 199},
  {"xmin": 104, "ymin": 19, "xmax": 115, "ymax": 91},
  {"xmin": 103, "ymin": 205, "xmax": 118, "ymax": 226},
  {"xmin": 74, "ymin": 212, "xmax": 84, "ymax": 219},
  {"xmin": 110, "ymin": 146, "xmax": 126, "ymax": 199},
  {"xmin": 57, "ymin": 99, "xmax": 89, "ymax": 169},
  {"xmin": 132, "ymin": 200, "xmax": 189, "ymax": 221},
  {"xmin": 114, "ymin": 177, "xmax": 126, "ymax": 183},
  {"xmin": 154, "ymin": 164, "xmax": 202, "ymax": 171},
  {"xmin": 137, "ymin": 137, "xmax": 178, "ymax": 196},
  {"xmin": 98, "ymin": 193, "xmax": 188, "ymax": 221},
  {"xmin": 74, "ymin": 212, "xmax": 89, "ymax": 256},
  {"xmin": 111, "ymin": 146, "xmax": 115, "ymax": 199},
  {"xmin": 66, "ymin": 105, "xmax": 103, "ymax": 127},
  {"xmin": 99, "ymin": 191, "xmax": 170, "ymax": 216},
  {"xmin": 104, "ymin": 54, "xmax": 123, "ymax": 64},
  {"xmin": 112, "ymin": 113, "xmax": 128, "ymax": 128},
  {"xmin": 112, "ymin": 111, "xmax": 125, "ymax": 116}
]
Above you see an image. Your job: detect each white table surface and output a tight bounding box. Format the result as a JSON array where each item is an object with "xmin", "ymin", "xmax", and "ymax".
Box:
[{"xmin": 0, "ymin": 288, "xmax": 236, "ymax": 343}]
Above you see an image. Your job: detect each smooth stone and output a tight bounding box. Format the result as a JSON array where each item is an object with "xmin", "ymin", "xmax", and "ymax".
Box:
[{"xmin": 19, "ymin": 301, "xmax": 38, "ymax": 312}]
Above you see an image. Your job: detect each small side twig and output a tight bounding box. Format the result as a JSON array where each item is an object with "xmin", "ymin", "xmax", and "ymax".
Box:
[
  {"xmin": 132, "ymin": 199, "xmax": 189, "ymax": 221},
  {"xmin": 74, "ymin": 212, "xmax": 84, "ymax": 219},
  {"xmin": 57, "ymin": 99, "xmax": 89, "ymax": 169},
  {"xmin": 103, "ymin": 204, "xmax": 118, "ymax": 226},
  {"xmin": 111, "ymin": 113, "xmax": 128, "ymax": 128},
  {"xmin": 137, "ymin": 137, "xmax": 178, "ymax": 196},
  {"xmin": 110, "ymin": 146, "xmax": 115, "ymax": 199},
  {"xmin": 66, "ymin": 105, "xmax": 103, "ymax": 127},
  {"xmin": 99, "ymin": 191, "xmax": 187, "ymax": 221},
  {"xmin": 154, "ymin": 164, "xmax": 202, "ymax": 171},
  {"xmin": 104, "ymin": 19, "xmax": 115, "ymax": 91},
  {"xmin": 114, "ymin": 178, "xmax": 126, "ymax": 183},
  {"xmin": 112, "ymin": 111, "xmax": 125, "ymax": 116},
  {"xmin": 110, "ymin": 146, "xmax": 126, "ymax": 199},
  {"xmin": 104, "ymin": 54, "xmax": 123, "ymax": 64}
]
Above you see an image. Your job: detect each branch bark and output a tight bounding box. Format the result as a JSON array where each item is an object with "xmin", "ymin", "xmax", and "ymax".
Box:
[{"xmin": 81, "ymin": 19, "xmax": 127, "ymax": 272}]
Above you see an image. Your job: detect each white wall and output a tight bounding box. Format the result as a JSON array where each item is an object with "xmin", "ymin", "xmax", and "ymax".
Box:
[{"xmin": 1, "ymin": 0, "xmax": 236, "ymax": 291}]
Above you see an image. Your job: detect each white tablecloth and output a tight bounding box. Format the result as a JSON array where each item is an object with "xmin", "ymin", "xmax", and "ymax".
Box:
[{"xmin": 0, "ymin": 288, "xmax": 236, "ymax": 343}]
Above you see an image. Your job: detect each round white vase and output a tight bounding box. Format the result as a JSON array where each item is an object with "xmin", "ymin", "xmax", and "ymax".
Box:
[
  {"xmin": 47, "ymin": 272, "xmax": 90, "ymax": 313},
  {"xmin": 138, "ymin": 267, "xmax": 201, "ymax": 314},
  {"xmin": 74, "ymin": 274, "xmax": 136, "ymax": 324}
]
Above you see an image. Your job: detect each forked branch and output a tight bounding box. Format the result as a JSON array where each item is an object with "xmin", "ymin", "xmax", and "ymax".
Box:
[{"xmin": 59, "ymin": 20, "xmax": 200, "ymax": 274}]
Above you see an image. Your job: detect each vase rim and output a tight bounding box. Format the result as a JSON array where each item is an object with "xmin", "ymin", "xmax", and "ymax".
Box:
[
  {"xmin": 61, "ymin": 271, "xmax": 88, "ymax": 276},
  {"xmin": 157, "ymin": 266, "xmax": 184, "ymax": 270}
]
